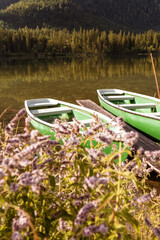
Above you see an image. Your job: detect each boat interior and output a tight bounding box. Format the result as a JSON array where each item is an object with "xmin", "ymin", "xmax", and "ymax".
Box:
[
  {"xmin": 28, "ymin": 100, "xmax": 94, "ymax": 126},
  {"xmin": 100, "ymin": 89, "xmax": 160, "ymax": 116}
]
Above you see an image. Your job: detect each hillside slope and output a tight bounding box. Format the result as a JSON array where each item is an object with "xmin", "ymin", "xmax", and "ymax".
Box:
[{"xmin": 0, "ymin": 0, "xmax": 160, "ymax": 32}]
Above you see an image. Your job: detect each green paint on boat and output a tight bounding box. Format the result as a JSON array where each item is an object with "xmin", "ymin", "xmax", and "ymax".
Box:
[
  {"xmin": 97, "ymin": 89, "xmax": 160, "ymax": 140},
  {"xmin": 25, "ymin": 98, "xmax": 129, "ymax": 162}
]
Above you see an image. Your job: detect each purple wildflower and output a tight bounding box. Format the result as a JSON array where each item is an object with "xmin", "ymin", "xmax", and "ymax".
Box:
[
  {"xmin": 136, "ymin": 194, "xmax": 151, "ymax": 204},
  {"xmin": 54, "ymin": 121, "xmax": 71, "ymax": 135},
  {"xmin": 123, "ymin": 131, "xmax": 139, "ymax": 147},
  {"xmin": 10, "ymin": 183, "xmax": 19, "ymax": 193},
  {"xmin": 97, "ymin": 177, "xmax": 108, "ymax": 185},
  {"xmin": 87, "ymin": 148, "xmax": 104, "ymax": 161},
  {"xmin": 74, "ymin": 201, "xmax": 98, "ymax": 226},
  {"xmin": 71, "ymin": 118, "xmax": 80, "ymax": 134},
  {"xmin": 144, "ymin": 150, "xmax": 160, "ymax": 162},
  {"xmin": 18, "ymin": 133, "xmax": 31, "ymax": 141},
  {"xmin": 24, "ymin": 116, "xmax": 31, "ymax": 133},
  {"xmin": 92, "ymin": 123, "xmax": 103, "ymax": 131},
  {"xmin": 0, "ymin": 169, "xmax": 5, "ymax": 179},
  {"xmin": 83, "ymin": 226, "xmax": 94, "ymax": 237},
  {"xmin": 115, "ymin": 116, "xmax": 125, "ymax": 127},
  {"xmin": 82, "ymin": 129, "xmax": 94, "ymax": 137},
  {"xmin": 98, "ymin": 223, "xmax": 109, "ymax": 235},
  {"xmin": 2, "ymin": 157, "xmax": 17, "ymax": 169},
  {"xmin": 96, "ymin": 134, "xmax": 112, "ymax": 145},
  {"xmin": 18, "ymin": 169, "xmax": 46, "ymax": 194},
  {"xmin": 82, "ymin": 223, "xmax": 108, "ymax": 237},
  {"xmin": 68, "ymin": 133, "xmax": 80, "ymax": 146},
  {"xmin": 58, "ymin": 218, "xmax": 69, "ymax": 231},
  {"xmin": 30, "ymin": 130, "xmax": 39, "ymax": 142},
  {"xmin": 144, "ymin": 217, "xmax": 152, "ymax": 227},
  {"xmin": 47, "ymin": 140, "xmax": 60, "ymax": 145},
  {"xmin": 13, "ymin": 146, "xmax": 32, "ymax": 161},
  {"xmin": 32, "ymin": 156, "xmax": 39, "ymax": 170},
  {"xmin": 84, "ymin": 176, "xmax": 108, "ymax": 190},
  {"xmin": 11, "ymin": 232, "xmax": 23, "ymax": 240},
  {"xmin": 84, "ymin": 176, "xmax": 98, "ymax": 189},
  {"xmin": 5, "ymin": 108, "xmax": 26, "ymax": 137},
  {"xmin": 12, "ymin": 140, "xmax": 49, "ymax": 164},
  {"xmin": 150, "ymin": 188, "xmax": 157, "ymax": 198},
  {"xmin": 7, "ymin": 138, "xmax": 20, "ymax": 144},
  {"xmin": 12, "ymin": 213, "xmax": 28, "ymax": 231},
  {"xmin": 153, "ymin": 227, "xmax": 160, "ymax": 238},
  {"xmin": 18, "ymin": 172, "xmax": 33, "ymax": 186},
  {"xmin": 73, "ymin": 200, "xmax": 82, "ymax": 206}
]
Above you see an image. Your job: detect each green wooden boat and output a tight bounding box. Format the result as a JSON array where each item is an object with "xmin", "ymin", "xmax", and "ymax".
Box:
[
  {"xmin": 97, "ymin": 89, "xmax": 160, "ymax": 140},
  {"xmin": 25, "ymin": 98, "xmax": 128, "ymax": 160}
]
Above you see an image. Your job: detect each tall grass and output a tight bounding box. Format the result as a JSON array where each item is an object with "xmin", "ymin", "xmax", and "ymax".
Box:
[{"xmin": 0, "ymin": 109, "xmax": 160, "ymax": 239}]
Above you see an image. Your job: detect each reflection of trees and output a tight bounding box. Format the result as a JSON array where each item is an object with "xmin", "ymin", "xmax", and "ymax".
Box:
[
  {"xmin": 0, "ymin": 56, "xmax": 159, "ymax": 117},
  {"xmin": 0, "ymin": 56, "xmax": 159, "ymax": 89}
]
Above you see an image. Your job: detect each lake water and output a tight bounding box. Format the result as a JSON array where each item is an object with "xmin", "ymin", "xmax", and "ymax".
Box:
[{"xmin": 0, "ymin": 55, "xmax": 160, "ymax": 122}]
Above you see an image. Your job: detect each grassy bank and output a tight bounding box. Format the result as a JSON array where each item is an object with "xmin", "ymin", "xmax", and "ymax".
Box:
[{"xmin": 0, "ymin": 109, "xmax": 160, "ymax": 239}]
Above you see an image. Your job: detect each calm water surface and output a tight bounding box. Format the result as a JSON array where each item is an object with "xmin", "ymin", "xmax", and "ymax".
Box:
[{"xmin": 0, "ymin": 55, "xmax": 160, "ymax": 122}]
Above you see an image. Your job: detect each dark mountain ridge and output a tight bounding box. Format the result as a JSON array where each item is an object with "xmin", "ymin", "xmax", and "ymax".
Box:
[{"xmin": 0, "ymin": 0, "xmax": 160, "ymax": 32}]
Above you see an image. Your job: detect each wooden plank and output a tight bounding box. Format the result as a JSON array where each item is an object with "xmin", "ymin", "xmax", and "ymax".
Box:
[
  {"xmin": 119, "ymin": 103, "xmax": 156, "ymax": 109},
  {"xmin": 29, "ymin": 102, "xmax": 58, "ymax": 108},
  {"xmin": 105, "ymin": 95, "xmax": 134, "ymax": 101},
  {"xmin": 31, "ymin": 107, "xmax": 72, "ymax": 116},
  {"xmin": 102, "ymin": 91, "xmax": 123, "ymax": 95},
  {"xmin": 77, "ymin": 99, "xmax": 160, "ymax": 173}
]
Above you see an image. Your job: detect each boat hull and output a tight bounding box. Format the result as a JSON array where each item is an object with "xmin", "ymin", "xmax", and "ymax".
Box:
[
  {"xmin": 30, "ymin": 117, "xmax": 128, "ymax": 160},
  {"xmin": 25, "ymin": 98, "xmax": 128, "ymax": 162},
  {"xmin": 98, "ymin": 90, "xmax": 160, "ymax": 140}
]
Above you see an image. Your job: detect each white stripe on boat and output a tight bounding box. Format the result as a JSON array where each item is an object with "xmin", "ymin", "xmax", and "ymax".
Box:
[{"xmin": 145, "ymin": 112, "xmax": 160, "ymax": 116}]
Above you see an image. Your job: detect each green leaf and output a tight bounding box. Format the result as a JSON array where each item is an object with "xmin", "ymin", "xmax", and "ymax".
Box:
[
  {"xmin": 118, "ymin": 208, "xmax": 140, "ymax": 233},
  {"xmin": 52, "ymin": 209, "xmax": 72, "ymax": 221},
  {"xmin": 49, "ymin": 175, "xmax": 56, "ymax": 191}
]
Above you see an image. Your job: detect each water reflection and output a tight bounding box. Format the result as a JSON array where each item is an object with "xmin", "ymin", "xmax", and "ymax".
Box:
[{"xmin": 0, "ymin": 55, "xmax": 160, "ymax": 122}]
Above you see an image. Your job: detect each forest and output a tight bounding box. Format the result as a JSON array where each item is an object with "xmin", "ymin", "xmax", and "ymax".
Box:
[
  {"xmin": 0, "ymin": 0, "xmax": 160, "ymax": 32},
  {"xmin": 0, "ymin": 27, "xmax": 159, "ymax": 56},
  {"xmin": 0, "ymin": 0, "xmax": 160, "ymax": 56}
]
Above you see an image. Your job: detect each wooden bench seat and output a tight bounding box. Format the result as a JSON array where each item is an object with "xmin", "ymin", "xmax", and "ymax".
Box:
[
  {"xmin": 119, "ymin": 103, "xmax": 156, "ymax": 109},
  {"xmin": 29, "ymin": 102, "xmax": 58, "ymax": 108},
  {"xmin": 105, "ymin": 95, "xmax": 134, "ymax": 101},
  {"xmin": 102, "ymin": 91, "xmax": 124, "ymax": 96},
  {"xmin": 31, "ymin": 107, "xmax": 72, "ymax": 116}
]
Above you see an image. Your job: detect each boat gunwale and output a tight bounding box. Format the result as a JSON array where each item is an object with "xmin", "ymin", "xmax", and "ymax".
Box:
[{"xmin": 97, "ymin": 89, "xmax": 160, "ymax": 121}]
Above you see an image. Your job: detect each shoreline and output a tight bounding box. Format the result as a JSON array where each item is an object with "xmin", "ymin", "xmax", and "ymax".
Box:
[{"xmin": 0, "ymin": 51, "xmax": 159, "ymax": 60}]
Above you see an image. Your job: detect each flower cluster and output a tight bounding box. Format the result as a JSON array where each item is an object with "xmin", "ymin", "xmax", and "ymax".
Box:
[
  {"xmin": 74, "ymin": 201, "xmax": 98, "ymax": 226},
  {"xmin": 0, "ymin": 109, "xmax": 160, "ymax": 240},
  {"xmin": 82, "ymin": 223, "xmax": 109, "ymax": 237}
]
